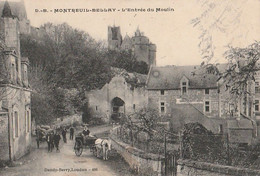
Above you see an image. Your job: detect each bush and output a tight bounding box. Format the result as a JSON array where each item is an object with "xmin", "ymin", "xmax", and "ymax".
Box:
[
  {"xmin": 89, "ymin": 117, "xmax": 105, "ymax": 126},
  {"xmin": 82, "ymin": 102, "xmax": 92, "ymax": 123}
]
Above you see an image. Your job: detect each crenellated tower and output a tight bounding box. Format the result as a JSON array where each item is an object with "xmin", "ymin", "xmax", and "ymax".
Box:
[{"xmin": 108, "ymin": 25, "xmax": 122, "ymax": 50}]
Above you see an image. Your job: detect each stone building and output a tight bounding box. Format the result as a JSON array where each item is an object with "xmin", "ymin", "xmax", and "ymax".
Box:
[
  {"xmin": 146, "ymin": 65, "xmax": 255, "ymax": 141},
  {"xmin": 87, "ymin": 68, "xmax": 147, "ymax": 122},
  {"xmin": 108, "ymin": 25, "xmax": 156, "ymax": 66},
  {"xmin": 0, "ymin": 1, "xmax": 31, "ymax": 162},
  {"xmin": 0, "ymin": 0, "xmax": 30, "ymax": 34}
]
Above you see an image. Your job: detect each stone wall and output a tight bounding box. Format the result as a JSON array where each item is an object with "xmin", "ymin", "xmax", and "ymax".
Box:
[
  {"xmin": 88, "ymin": 76, "xmax": 147, "ymax": 122},
  {"xmin": 177, "ymin": 159, "xmax": 260, "ymax": 176},
  {"xmin": 0, "ymin": 113, "xmax": 10, "ymax": 161},
  {"xmin": 147, "ymin": 89, "xmax": 226, "ymax": 133},
  {"xmin": 110, "ymin": 127, "xmax": 163, "ymax": 176},
  {"xmin": 6, "ymin": 86, "xmax": 31, "ymax": 160}
]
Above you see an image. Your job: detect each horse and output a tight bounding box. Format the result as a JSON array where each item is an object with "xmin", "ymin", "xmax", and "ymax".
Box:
[{"xmin": 94, "ymin": 138, "xmax": 112, "ymax": 160}]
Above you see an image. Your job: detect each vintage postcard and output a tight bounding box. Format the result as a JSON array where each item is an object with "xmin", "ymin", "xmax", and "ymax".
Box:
[{"xmin": 0, "ymin": 0, "xmax": 260, "ymax": 176}]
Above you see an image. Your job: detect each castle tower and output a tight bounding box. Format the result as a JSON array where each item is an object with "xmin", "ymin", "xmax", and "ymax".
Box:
[
  {"xmin": 132, "ymin": 27, "xmax": 156, "ymax": 66},
  {"xmin": 0, "ymin": 0, "xmax": 21, "ymax": 83},
  {"xmin": 121, "ymin": 34, "xmax": 132, "ymax": 50},
  {"xmin": 0, "ymin": 0, "xmax": 30, "ymax": 34},
  {"xmin": 108, "ymin": 25, "xmax": 122, "ymax": 50},
  {"xmin": 148, "ymin": 43, "xmax": 156, "ymax": 66}
]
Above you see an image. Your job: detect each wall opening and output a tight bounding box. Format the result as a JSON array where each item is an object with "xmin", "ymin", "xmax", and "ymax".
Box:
[{"xmin": 111, "ymin": 97, "xmax": 125, "ymax": 122}]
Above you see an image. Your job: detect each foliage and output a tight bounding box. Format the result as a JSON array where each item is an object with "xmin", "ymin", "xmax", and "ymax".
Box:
[
  {"xmin": 20, "ymin": 22, "xmax": 148, "ymax": 125},
  {"xmin": 122, "ymin": 108, "xmax": 161, "ymax": 138},
  {"xmin": 115, "ymin": 108, "xmax": 180, "ymax": 154},
  {"xmin": 81, "ymin": 102, "xmax": 92, "ymax": 124},
  {"xmin": 106, "ymin": 50, "xmax": 149, "ymax": 74},
  {"xmin": 31, "ymin": 93, "xmax": 54, "ymax": 125},
  {"xmin": 181, "ymin": 123, "xmax": 260, "ymax": 169},
  {"xmin": 181, "ymin": 123, "xmax": 228, "ymax": 165},
  {"xmin": 200, "ymin": 41, "xmax": 260, "ymax": 97}
]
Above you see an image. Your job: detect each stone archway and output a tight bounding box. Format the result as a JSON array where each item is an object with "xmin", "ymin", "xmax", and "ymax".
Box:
[{"xmin": 111, "ymin": 97, "xmax": 125, "ymax": 122}]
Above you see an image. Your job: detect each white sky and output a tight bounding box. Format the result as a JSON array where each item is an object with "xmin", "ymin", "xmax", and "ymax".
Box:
[{"xmin": 14, "ymin": 0, "xmax": 260, "ymax": 66}]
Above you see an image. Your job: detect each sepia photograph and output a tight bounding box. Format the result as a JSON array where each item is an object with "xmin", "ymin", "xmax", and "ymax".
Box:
[{"xmin": 0, "ymin": 0, "xmax": 260, "ymax": 175}]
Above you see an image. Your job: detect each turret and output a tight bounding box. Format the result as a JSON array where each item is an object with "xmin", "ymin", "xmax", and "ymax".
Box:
[{"xmin": 1, "ymin": 1, "xmax": 21, "ymax": 84}]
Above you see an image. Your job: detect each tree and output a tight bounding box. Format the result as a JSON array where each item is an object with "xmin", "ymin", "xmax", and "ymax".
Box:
[
  {"xmin": 205, "ymin": 41, "xmax": 260, "ymax": 96},
  {"xmin": 191, "ymin": 1, "xmax": 260, "ymax": 104}
]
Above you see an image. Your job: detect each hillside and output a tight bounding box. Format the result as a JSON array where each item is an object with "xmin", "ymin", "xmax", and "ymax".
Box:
[{"xmin": 20, "ymin": 22, "xmax": 149, "ymax": 125}]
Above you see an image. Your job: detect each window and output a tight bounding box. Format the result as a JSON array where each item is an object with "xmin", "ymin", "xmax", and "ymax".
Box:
[
  {"xmin": 11, "ymin": 63, "xmax": 15, "ymax": 82},
  {"xmin": 205, "ymin": 101, "xmax": 210, "ymax": 112},
  {"xmin": 14, "ymin": 111, "xmax": 19, "ymax": 137},
  {"xmin": 133, "ymin": 104, "xmax": 135, "ymax": 110},
  {"xmin": 219, "ymin": 124, "xmax": 223, "ymax": 134},
  {"xmin": 160, "ymin": 102, "xmax": 165, "ymax": 113},
  {"xmin": 26, "ymin": 111, "xmax": 30, "ymax": 133},
  {"xmin": 255, "ymin": 100, "xmax": 259, "ymax": 112},
  {"xmin": 229, "ymin": 103, "xmax": 235, "ymax": 117},
  {"xmin": 96, "ymin": 106, "xmax": 98, "ymax": 111},
  {"xmin": 160, "ymin": 90, "xmax": 164, "ymax": 95},
  {"xmin": 205, "ymin": 88, "xmax": 209, "ymax": 95},
  {"xmin": 255, "ymin": 82, "xmax": 260, "ymax": 93},
  {"xmin": 182, "ymin": 82, "xmax": 187, "ymax": 95}
]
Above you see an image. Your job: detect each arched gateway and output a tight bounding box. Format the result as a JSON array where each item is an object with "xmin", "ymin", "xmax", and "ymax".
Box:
[{"xmin": 111, "ymin": 97, "xmax": 125, "ymax": 122}]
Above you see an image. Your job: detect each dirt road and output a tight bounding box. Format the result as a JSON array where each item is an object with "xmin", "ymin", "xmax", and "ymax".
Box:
[{"xmin": 0, "ymin": 125, "xmax": 135, "ymax": 176}]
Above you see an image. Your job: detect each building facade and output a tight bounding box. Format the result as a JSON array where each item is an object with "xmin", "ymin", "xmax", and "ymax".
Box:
[
  {"xmin": 0, "ymin": 1, "xmax": 31, "ymax": 162},
  {"xmin": 146, "ymin": 65, "xmax": 255, "ymax": 141},
  {"xmin": 108, "ymin": 25, "xmax": 156, "ymax": 66},
  {"xmin": 87, "ymin": 68, "xmax": 147, "ymax": 122}
]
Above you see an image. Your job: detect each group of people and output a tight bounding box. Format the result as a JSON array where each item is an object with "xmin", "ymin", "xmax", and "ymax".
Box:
[
  {"xmin": 45, "ymin": 126, "xmax": 75, "ymax": 152},
  {"xmin": 36, "ymin": 125, "xmax": 92, "ymax": 152},
  {"xmin": 46, "ymin": 130, "xmax": 61, "ymax": 152}
]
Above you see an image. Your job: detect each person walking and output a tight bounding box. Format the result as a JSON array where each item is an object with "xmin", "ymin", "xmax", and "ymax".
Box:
[
  {"xmin": 53, "ymin": 131, "xmax": 61, "ymax": 152},
  {"xmin": 46, "ymin": 131, "xmax": 54, "ymax": 152},
  {"xmin": 61, "ymin": 127, "xmax": 67, "ymax": 143},
  {"xmin": 69, "ymin": 126, "xmax": 74, "ymax": 140},
  {"xmin": 35, "ymin": 128, "xmax": 40, "ymax": 149}
]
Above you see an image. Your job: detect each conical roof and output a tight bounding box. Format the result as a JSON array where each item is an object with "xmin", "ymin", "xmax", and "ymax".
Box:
[{"xmin": 2, "ymin": 1, "xmax": 13, "ymax": 18}]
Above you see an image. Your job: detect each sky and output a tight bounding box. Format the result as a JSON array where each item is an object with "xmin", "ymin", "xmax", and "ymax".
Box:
[{"xmin": 12, "ymin": 0, "xmax": 260, "ymax": 66}]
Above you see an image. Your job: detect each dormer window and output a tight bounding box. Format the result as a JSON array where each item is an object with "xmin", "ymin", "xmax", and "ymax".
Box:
[
  {"xmin": 181, "ymin": 76, "xmax": 189, "ymax": 95},
  {"xmin": 182, "ymin": 82, "xmax": 187, "ymax": 95}
]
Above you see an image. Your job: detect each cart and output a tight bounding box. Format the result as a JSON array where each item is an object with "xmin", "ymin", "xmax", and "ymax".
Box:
[{"xmin": 74, "ymin": 133, "xmax": 97, "ymax": 156}]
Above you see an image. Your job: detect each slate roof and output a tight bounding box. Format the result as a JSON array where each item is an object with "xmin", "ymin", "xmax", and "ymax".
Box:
[
  {"xmin": 146, "ymin": 65, "xmax": 220, "ymax": 90},
  {"xmin": 121, "ymin": 34, "xmax": 132, "ymax": 47},
  {"xmin": 227, "ymin": 119, "xmax": 254, "ymax": 129},
  {"xmin": 0, "ymin": 0, "xmax": 27, "ymax": 20}
]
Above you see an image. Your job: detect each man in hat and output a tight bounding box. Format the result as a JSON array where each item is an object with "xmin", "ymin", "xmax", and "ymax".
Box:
[
  {"xmin": 69, "ymin": 126, "xmax": 75, "ymax": 140},
  {"xmin": 46, "ymin": 131, "xmax": 54, "ymax": 152},
  {"xmin": 53, "ymin": 131, "xmax": 61, "ymax": 152}
]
